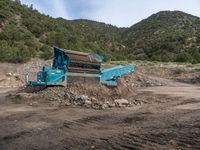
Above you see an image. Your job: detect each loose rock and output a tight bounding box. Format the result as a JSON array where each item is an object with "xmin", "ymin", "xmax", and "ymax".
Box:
[{"xmin": 114, "ymin": 99, "xmax": 129, "ymax": 107}]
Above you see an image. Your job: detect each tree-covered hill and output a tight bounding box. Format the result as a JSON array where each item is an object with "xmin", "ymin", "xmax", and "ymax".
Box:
[
  {"xmin": 1, "ymin": 0, "xmax": 200, "ymax": 63},
  {"xmin": 123, "ymin": 11, "xmax": 200, "ymax": 63},
  {"xmin": 0, "ymin": 0, "xmax": 125, "ymax": 62}
]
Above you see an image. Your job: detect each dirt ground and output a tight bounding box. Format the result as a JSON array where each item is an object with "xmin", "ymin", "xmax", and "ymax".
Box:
[{"xmin": 0, "ymin": 61, "xmax": 200, "ymax": 149}]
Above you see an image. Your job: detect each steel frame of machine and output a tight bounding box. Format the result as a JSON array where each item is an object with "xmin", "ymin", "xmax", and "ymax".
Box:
[{"xmin": 27, "ymin": 47, "xmax": 135, "ymax": 87}]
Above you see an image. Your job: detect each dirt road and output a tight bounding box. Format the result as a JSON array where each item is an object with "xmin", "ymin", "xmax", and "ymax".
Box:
[{"xmin": 0, "ymin": 80, "xmax": 200, "ymax": 150}]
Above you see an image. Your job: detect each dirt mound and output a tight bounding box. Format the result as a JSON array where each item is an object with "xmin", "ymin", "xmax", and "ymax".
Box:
[
  {"xmin": 9, "ymin": 83, "xmax": 135, "ymax": 109},
  {"xmin": 121, "ymin": 73, "xmax": 166, "ymax": 87},
  {"xmin": 0, "ymin": 73, "xmax": 23, "ymax": 88},
  {"xmin": 8, "ymin": 73, "xmax": 166, "ymax": 109},
  {"xmin": 0, "ymin": 59, "xmax": 51, "ymax": 88}
]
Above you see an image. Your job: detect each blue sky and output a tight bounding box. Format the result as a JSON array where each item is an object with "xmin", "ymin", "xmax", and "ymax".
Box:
[{"xmin": 20, "ymin": 0, "xmax": 200, "ymax": 27}]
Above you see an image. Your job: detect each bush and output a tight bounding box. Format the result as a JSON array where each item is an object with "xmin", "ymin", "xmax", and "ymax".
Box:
[
  {"xmin": 39, "ymin": 45, "xmax": 53, "ymax": 60},
  {"xmin": 13, "ymin": 43, "xmax": 36, "ymax": 62},
  {"xmin": 172, "ymin": 67, "xmax": 187, "ymax": 74},
  {"xmin": 176, "ymin": 53, "xmax": 193, "ymax": 63},
  {"xmin": 0, "ymin": 40, "xmax": 36, "ymax": 63}
]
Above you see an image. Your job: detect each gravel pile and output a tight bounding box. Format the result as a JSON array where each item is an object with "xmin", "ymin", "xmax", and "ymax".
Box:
[
  {"xmin": 120, "ymin": 73, "xmax": 166, "ymax": 88},
  {"xmin": 0, "ymin": 59, "xmax": 51, "ymax": 88},
  {"xmin": 7, "ymin": 66, "xmax": 168, "ymax": 109},
  {"xmin": 0, "ymin": 73, "xmax": 23, "ymax": 88},
  {"xmin": 35, "ymin": 84, "xmax": 135, "ymax": 109},
  {"xmin": 10, "ymin": 72, "xmax": 165, "ymax": 109}
]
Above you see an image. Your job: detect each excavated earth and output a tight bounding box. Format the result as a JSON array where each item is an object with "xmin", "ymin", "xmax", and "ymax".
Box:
[
  {"xmin": 0, "ymin": 60, "xmax": 200, "ymax": 149},
  {"xmin": 8, "ymin": 72, "xmax": 166, "ymax": 109}
]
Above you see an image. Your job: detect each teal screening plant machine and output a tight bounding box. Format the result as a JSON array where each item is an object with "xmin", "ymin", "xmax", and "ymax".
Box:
[{"xmin": 27, "ymin": 47, "xmax": 135, "ymax": 87}]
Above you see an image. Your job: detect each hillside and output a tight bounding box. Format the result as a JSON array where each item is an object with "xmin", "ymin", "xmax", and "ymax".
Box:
[
  {"xmin": 123, "ymin": 11, "xmax": 200, "ymax": 63},
  {"xmin": 1, "ymin": 0, "xmax": 200, "ymax": 63},
  {"xmin": 0, "ymin": 0, "xmax": 125, "ymax": 62}
]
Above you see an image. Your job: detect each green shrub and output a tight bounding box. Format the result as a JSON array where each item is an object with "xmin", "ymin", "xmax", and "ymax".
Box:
[
  {"xmin": 172, "ymin": 67, "xmax": 187, "ymax": 74},
  {"xmin": 39, "ymin": 45, "xmax": 53, "ymax": 60},
  {"xmin": 0, "ymin": 40, "xmax": 36, "ymax": 63}
]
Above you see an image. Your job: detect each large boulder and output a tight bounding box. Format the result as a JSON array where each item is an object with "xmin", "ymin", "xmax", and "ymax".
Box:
[
  {"xmin": 74, "ymin": 95, "xmax": 91, "ymax": 106},
  {"xmin": 114, "ymin": 99, "xmax": 129, "ymax": 107}
]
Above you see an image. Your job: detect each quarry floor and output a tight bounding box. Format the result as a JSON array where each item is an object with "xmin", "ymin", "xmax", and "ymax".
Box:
[{"xmin": 0, "ymin": 79, "xmax": 200, "ymax": 150}]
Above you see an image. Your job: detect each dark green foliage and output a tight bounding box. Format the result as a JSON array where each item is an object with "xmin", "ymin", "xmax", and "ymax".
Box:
[
  {"xmin": 0, "ymin": 40, "xmax": 35, "ymax": 63},
  {"xmin": 39, "ymin": 45, "xmax": 53, "ymax": 60},
  {"xmin": 1, "ymin": 0, "xmax": 200, "ymax": 63},
  {"xmin": 123, "ymin": 11, "xmax": 200, "ymax": 63}
]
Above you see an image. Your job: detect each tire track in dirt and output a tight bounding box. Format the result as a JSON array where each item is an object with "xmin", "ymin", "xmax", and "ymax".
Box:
[{"xmin": 1, "ymin": 79, "xmax": 200, "ymax": 149}]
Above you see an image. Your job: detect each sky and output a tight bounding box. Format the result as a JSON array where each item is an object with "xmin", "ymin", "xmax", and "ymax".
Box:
[{"xmin": 20, "ymin": 0, "xmax": 200, "ymax": 27}]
